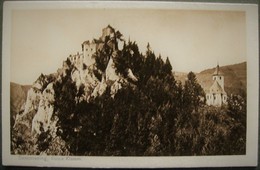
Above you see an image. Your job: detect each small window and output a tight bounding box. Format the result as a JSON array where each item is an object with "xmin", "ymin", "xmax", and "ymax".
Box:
[
  {"xmin": 86, "ymin": 49, "xmax": 88, "ymax": 51},
  {"xmin": 220, "ymin": 77, "xmax": 221, "ymax": 80},
  {"xmin": 91, "ymin": 48, "xmax": 93, "ymax": 51}
]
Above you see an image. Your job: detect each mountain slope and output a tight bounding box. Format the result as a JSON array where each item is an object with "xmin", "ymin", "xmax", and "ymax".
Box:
[
  {"xmin": 175, "ymin": 62, "xmax": 246, "ymax": 96},
  {"xmin": 197, "ymin": 62, "xmax": 246, "ymax": 96},
  {"xmin": 10, "ymin": 82, "xmax": 31, "ymax": 126}
]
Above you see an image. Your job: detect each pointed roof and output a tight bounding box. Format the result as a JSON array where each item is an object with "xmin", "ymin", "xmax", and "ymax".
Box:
[
  {"xmin": 210, "ymin": 80, "xmax": 226, "ymax": 94},
  {"xmin": 213, "ymin": 64, "xmax": 224, "ymax": 76}
]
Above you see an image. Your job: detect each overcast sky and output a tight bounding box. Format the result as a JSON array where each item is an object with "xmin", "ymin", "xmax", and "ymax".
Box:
[{"xmin": 11, "ymin": 9, "xmax": 246, "ymax": 85}]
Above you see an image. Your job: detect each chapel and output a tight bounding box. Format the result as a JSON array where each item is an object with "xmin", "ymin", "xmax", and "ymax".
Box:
[{"xmin": 206, "ymin": 64, "xmax": 227, "ymax": 106}]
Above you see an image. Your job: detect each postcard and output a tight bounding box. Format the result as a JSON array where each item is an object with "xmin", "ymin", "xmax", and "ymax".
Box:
[{"xmin": 2, "ymin": 1, "xmax": 258, "ymax": 168}]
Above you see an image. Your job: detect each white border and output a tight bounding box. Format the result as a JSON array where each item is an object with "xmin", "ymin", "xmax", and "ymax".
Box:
[{"xmin": 2, "ymin": 1, "xmax": 258, "ymax": 168}]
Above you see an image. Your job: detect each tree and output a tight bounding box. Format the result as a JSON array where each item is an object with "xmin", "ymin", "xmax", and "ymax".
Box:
[
  {"xmin": 53, "ymin": 68, "xmax": 79, "ymax": 154},
  {"xmin": 114, "ymin": 40, "xmax": 143, "ymax": 79},
  {"xmin": 94, "ymin": 48, "xmax": 110, "ymax": 73},
  {"xmin": 163, "ymin": 57, "xmax": 173, "ymax": 75},
  {"xmin": 226, "ymin": 94, "xmax": 246, "ymax": 154},
  {"xmin": 94, "ymin": 35, "xmax": 115, "ymax": 73},
  {"xmin": 183, "ymin": 72, "xmax": 205, "ymax": 113},
  {"xmin": 144, "ymin": 46, "xmax": 156, "ymax": 80}
]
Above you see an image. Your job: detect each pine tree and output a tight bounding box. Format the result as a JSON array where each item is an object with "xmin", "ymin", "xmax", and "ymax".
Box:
[
  {"xmin": 114, "ymin": 40, "xmax": 143, "ymax": 79},
  {"xmin": 183, "ymin": 72, "xmax": 205, "ymax": 113},
  {"xmin": 163, "ymin": 57, "xmax": 173, "ymax": 75}
]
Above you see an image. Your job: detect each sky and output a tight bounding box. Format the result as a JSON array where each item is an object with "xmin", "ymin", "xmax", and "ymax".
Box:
[{"xmin": 11, "ymin": 9, "xmax": 246, "ymax": 85}]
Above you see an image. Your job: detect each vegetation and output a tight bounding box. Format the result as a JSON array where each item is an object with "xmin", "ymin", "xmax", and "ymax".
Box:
[{"xmin": 50, "ymin": 40, "xmax": 246, "ymax": 156}]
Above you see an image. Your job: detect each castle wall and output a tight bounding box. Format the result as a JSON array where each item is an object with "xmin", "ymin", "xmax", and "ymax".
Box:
[
  {"xmin": 83, "ymin": 42, "xmax": 97, "ymax": 66},
  {"xmin": 68, "ymin": 53, "xmax": 84, "ymax": 68},
  {"xmin": 67, "ymin": 26, "xmax": 119, "ymax": 69}
]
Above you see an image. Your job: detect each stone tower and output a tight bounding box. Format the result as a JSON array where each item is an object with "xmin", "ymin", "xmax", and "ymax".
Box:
[{"xmin": 81, "ymin": 40, "xmax": 97, "ymax": 66}]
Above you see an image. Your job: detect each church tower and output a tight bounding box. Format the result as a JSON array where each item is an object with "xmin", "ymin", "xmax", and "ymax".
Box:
[
  {"xmin": 206, "ymin": 64, "xmax": 227, "ymax": 106},
  {"xmin": 212, "ymin": 64, "xmax": 224, "ymax": 90}
]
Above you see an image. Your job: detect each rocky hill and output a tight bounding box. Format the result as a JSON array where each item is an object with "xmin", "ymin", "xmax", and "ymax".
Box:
[
  {"xmin": 175, "ymin": 62, "xmax": 247, "ymax": 97},
  {"xmin": 11, "ymin": 25, "xmax": 246, "ymax": 156},
  {"xmin": 11, "ymin": 25, "xmax": 143, "ymax": 155}
]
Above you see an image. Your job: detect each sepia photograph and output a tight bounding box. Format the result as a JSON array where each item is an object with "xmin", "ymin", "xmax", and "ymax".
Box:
[{"xmin": 2, "ymin": 1, "xmax": 258, "ymax": 168}]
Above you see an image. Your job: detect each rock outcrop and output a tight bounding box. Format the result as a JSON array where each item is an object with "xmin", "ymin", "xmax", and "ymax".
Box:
[{"xmin": 13, "ymin": 25, "xmax": 138, "ymax": 138}]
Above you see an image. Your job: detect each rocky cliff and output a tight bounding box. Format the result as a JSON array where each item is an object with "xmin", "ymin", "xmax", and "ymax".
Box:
[{"xmin": 12, "ymin": 25, "xmax": 138, "ymax": 150}]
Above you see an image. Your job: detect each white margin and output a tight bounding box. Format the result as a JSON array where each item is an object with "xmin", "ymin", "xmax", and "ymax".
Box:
[{"xmin": 2, "ymin": 1, "xmax": 258, "ymax": 168}]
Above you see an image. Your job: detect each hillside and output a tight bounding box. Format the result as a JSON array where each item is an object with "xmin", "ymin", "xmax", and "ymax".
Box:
[
  {"xmin": 10, "ymin": 82, "xmax": 31, "ymax": 126},
  {"xmin": 175, "ymin": 62, "xmax": 246, "ymax": 97}
]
